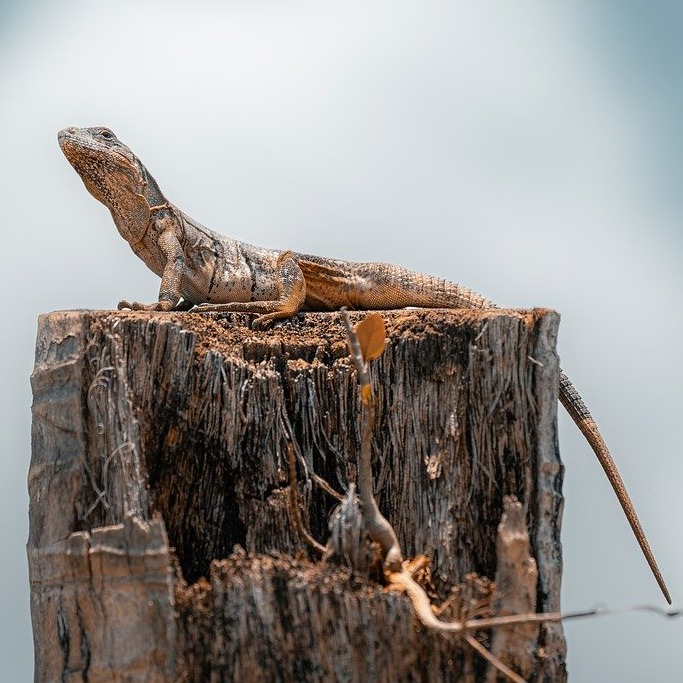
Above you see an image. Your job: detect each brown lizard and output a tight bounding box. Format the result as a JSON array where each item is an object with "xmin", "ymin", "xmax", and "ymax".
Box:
[{"xmin": 58, "ymin": 125, "xmax": 671, "ymax": 603}]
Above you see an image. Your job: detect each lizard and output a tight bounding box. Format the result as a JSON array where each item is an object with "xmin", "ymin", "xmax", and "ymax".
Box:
[{"xmin": 58, "ymin": 125, "xmax": 671, "ymax": 604}]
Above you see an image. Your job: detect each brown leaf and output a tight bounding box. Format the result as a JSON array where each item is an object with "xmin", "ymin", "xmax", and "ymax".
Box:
[
  {"xmin": 356, "ymin": 313, "xmax": 386, "ymax": 363},
  {"xmin": 361, "ymin": 384, "xmax": 372, "ymax": 405}
]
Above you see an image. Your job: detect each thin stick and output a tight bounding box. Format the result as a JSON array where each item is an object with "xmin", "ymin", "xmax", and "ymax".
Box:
[
  {"xmin": 464, "ymin": 634, "xmax": 525, "ymax": 683},
  {"xmin": 287, "ymin": 443, "xmax": 326, "ymax": 556},
  {"xmin": 340, "ymin": 308, "xmax": 403, "ymax": 571}
]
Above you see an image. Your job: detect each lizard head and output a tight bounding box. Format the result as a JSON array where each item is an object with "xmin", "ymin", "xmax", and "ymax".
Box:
[{"xmin": 58, "ymin": 126, "xmax": 166, "ymax": 243}]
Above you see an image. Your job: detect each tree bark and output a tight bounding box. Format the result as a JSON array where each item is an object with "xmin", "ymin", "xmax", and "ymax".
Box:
[{"xmin": 29, "ymin": 308, "xmax": 566, "ymax": 681}]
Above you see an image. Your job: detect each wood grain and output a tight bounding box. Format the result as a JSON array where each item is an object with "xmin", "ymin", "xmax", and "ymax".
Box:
[{"xmin": 29, "ymin": 308, "xmax": 566, "ymax": 681}]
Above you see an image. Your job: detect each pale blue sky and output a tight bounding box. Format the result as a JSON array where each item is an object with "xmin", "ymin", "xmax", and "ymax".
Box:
[{"xmin": 1, "ymin": 2, "xmax": 681, "ymax": 680}]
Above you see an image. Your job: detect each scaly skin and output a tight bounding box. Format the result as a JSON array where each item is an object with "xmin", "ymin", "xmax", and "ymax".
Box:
[{"xmin": 58, "ymin": 125, "xmax": 671, "ymax": 603}]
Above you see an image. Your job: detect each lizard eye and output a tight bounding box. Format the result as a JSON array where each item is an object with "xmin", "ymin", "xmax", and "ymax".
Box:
[{"xmin": 99, "ymin": 129, "xmax": 114, "ymax": 140}]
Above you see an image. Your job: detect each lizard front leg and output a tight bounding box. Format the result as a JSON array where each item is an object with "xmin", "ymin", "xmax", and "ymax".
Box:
[
  {"xmin": 119, "ymin": 223, "xmax": 185, "ymax": 312},
  {"xmin": 196, "ymin": 250, "xmax": 306, "ymax": 326}
]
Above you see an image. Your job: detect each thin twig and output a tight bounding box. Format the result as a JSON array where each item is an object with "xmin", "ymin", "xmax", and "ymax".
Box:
[
  {"xmin": 311, "ymin": 473, "xmax": 344, "ymax": 502},
  {"xmin": 340, "ymin": 308, "xmax": 402, "ymax": 571},
  {"xmin": 287, "ymin": 443, "xmax": 326, "ymax": 556},
  {"xmin": 464, "ymin": 634, "xmax": 525, "ymax": 683}
]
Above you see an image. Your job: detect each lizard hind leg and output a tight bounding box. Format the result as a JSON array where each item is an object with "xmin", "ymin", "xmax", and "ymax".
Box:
[{"xmin": 196, "ymin": 250, "xmax": 307, "ymax": 327}]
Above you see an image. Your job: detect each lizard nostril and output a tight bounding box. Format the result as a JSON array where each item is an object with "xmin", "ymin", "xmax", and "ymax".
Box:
[{"xmin": 58, "ymin": 127, "xmax": 77, "ymax": 140}]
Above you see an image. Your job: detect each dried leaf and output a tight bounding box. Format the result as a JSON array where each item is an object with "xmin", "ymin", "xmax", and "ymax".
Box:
[
  {"xmin": 361, "ymin": 384, "xmax": 372, "ymax": 405},
  {"xmin": 356, "ymin": 314, "xmax": 386, "ymax": 363}
]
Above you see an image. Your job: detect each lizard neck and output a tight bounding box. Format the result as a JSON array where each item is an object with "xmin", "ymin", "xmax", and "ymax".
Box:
[
  {"xmin": 60, "ymin": 127, "xmax": 181, "ymax": 248},
  {"xmin": 107, "ymin": 160, "xmax": 170, "ymax": 246}
]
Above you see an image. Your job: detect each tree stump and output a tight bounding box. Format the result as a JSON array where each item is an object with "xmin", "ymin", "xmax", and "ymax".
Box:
[{"xmin": 29, "ymin": 308, "xmax": 566, "ymax": 681}]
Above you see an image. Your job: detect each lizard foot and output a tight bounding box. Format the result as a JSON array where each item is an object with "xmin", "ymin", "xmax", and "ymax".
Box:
[
  {"xmin": 194, "ymin": 303, "xmax": 296, "ymax": 328},
  {"xmin": 252, "ymin": 311, "xmax": 297, "ymax": 328},
  {"xmin": 118, "ymin": 300, "xmax": 174, "ymax": 312},
  {"xmin": 193, "ymin": 302, "xmax": 253, "ymax": 313}
]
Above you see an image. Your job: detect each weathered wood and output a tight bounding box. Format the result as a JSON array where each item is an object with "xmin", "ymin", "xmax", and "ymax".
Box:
[
  {"xmin": 29, "ymin": 308, "xmax": 566, "ymax": 681},
  {"xmin": 487, "ymin": 497, "xmax": 540, "ymax": 682}
]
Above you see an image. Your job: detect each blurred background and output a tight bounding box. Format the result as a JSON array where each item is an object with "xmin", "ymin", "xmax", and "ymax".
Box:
[{"xmin": 1, "ymin": 1, "xmax": 681, "ymax": 680}]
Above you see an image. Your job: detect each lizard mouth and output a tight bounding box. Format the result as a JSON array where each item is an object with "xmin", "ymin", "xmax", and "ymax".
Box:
[
  {"xmin": 58, "ymin": 127, "xmax": 108, "ymax": 153},
  {"xmin": 57, "ymin": 128, "xmax": 78, "ymax": 154},
  {"xmin": 58, "ymin": 128, "xmax": 138, "ymax": 173},
  {"xmin": 57, "ymin": 127, "xmax": 88, "ymax": 146}
]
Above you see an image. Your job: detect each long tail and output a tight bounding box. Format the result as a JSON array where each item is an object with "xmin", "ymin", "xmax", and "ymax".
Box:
[
  {"xmin": 559, "ymin": 371, "xmax": 671, "ymax": 603},
  {"xmin": 370, "ymin": 264, "xmax": 672, "ymax": 602}
]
